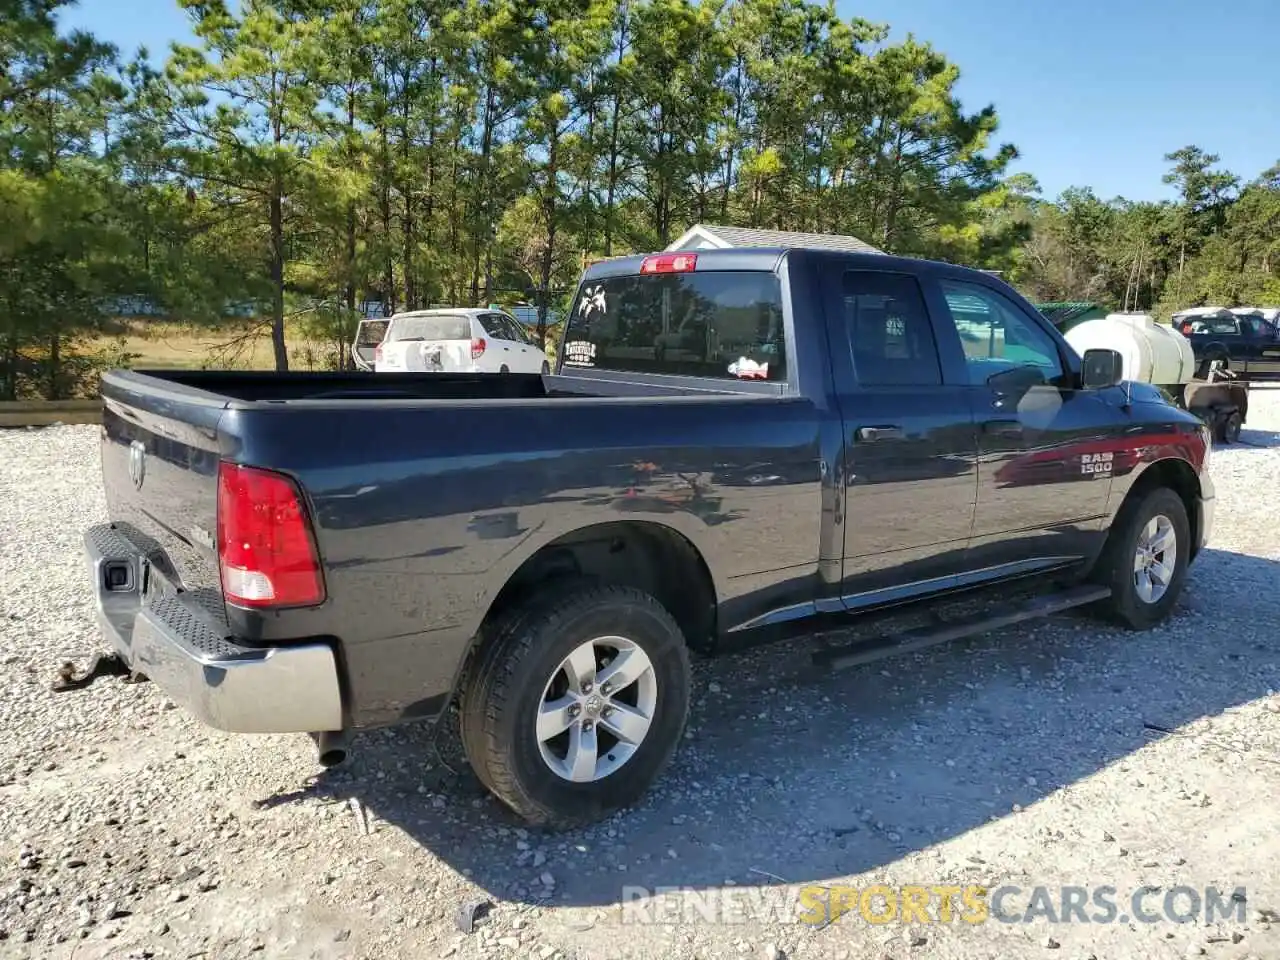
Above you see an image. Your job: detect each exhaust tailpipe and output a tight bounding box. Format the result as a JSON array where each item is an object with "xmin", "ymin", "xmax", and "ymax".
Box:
[{"xmin": 312, "ymin": 730, "xmax": 351, "ymax": 768}]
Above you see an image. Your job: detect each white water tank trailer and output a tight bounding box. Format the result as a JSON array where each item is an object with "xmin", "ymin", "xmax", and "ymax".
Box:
[{"xmin": 1064, "ymin": 312, "xmax": 1196, "ymax": 389}]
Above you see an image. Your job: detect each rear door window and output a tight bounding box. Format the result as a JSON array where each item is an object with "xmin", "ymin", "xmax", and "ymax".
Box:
[
  {"xmin": 561, "ymin": 270, "xmax": 787, "ymax": 381},
  {"xmin": 389, "ymin": 314, "xmax": 471, "ymax": 341},
  {"xmin": 840, "ymin": 271, "xmax": 943, "ymax": 386}
]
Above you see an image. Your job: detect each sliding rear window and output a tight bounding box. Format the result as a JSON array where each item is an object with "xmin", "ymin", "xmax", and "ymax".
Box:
[
  {"xmin": 388, "ymin": 315, "xmax": 470, "ymax": 341},
  {"xmin": 562, "ymin": 270, "xmax": 787, "ymax": 381}
]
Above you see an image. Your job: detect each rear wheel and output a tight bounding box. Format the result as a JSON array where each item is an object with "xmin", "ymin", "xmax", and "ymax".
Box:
[
  {"xmin": 499, "ymin": 364, "xmax": 510, "ymax": 374},
  {"xmin": 459, "ymin": 582, "xmax": 691, "ymax": 829},
  {"xmin": 1093, "ymin": 487, "xmax": 1190, "ymax": 629}
]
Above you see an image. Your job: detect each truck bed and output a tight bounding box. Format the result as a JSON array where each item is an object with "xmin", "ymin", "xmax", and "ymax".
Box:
[
  {"xmin": 120, "ymin": 368, "xmax": 554, "ymax": 403},
  {"xmin": 117, "ymin": 368, "xmax": 781, "ymax": 405}
]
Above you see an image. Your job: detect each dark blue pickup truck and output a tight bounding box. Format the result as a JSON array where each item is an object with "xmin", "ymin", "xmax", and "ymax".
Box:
[
  {"xmin": 84, "ymin": 247, "xmax": 1214, "ymax": 828},
  {"xmin": 1175, "ymin": 309, "xmax": 1280, "ymax": 378}
]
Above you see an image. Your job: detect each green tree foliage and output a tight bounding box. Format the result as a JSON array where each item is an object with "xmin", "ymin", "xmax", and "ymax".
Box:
[
  {"xmin": 1012, "ymin": 148, "xmax": 1279, "ymax": 318},
  {"xmin": 2, "ymin": 0, "xmax": 1277, "ymax": 396}
]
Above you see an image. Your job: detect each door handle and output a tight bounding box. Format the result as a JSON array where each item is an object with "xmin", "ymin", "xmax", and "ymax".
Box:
[
  {"xmin": 984, "ymin": 419, "xmax": 1023, "ymax": 438},
  {"xmin": 856, "ymin": 425, "xmax": 904, "ymax": 442}
]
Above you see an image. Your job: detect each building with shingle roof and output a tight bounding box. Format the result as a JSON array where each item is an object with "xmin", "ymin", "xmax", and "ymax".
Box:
[{"xmin": 666, "ymin": 224, "xmax": 883, "ymax": 256}]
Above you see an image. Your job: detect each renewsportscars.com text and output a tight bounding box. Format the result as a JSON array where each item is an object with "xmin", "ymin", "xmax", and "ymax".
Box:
[{"xmin": 620, "ymin": 883, "xmax": 1248, "ymax": 926}]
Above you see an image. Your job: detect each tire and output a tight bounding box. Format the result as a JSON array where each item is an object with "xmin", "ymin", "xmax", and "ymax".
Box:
[
  {"xmin": 499, "ymin": 364, "xmax": 510, "ymax": 374},
  {"xmin": 1219, "ymin": 410, "xmax": 1242, "ymax": 444},
  {"xmin": 1093, "ymin": 487, "xmax": 1190, "ymax": 630},
  {"xmin": 459, "ymin": 582, "xmax": 691, "ymax": 829}
]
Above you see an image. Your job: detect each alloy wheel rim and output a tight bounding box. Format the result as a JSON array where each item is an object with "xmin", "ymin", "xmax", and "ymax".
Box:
[
  {"xmin": 536, "ymin": 636, "xmax": 658, "ymax": 783},
  {"xmin": 1133, "ymin": 514, "xmax": 1177, "ymax": 604}
]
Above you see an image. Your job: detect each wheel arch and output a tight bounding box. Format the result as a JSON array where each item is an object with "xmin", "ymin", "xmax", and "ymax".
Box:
[
  {"xmin": 448, "ymin": 519, "xmax": 719, "ymax": 706},
  {"xmin": 1107, "ymin": 457, "xmax": 1203, "ymax": 561}
]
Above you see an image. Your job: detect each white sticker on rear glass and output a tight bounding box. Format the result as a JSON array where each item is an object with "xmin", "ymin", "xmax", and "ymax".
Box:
[
  {"xmin": 564, "ymin": 341, "xmax": 597, "ymax": 366},
  {"xmin": 578, "ymin": 285, "xmax": 607, "ymax": 318},
  {"xmin": 728, "ymin": 357, "xmax": 769, "ymax": 380}
]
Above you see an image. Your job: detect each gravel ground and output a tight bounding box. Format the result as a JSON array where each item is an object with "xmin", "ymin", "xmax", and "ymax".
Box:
[{"xmin": 3, "ymin": 391, "xmax": 1280, "ymax": 960}]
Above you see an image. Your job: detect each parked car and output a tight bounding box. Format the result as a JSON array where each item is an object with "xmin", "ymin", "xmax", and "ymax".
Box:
[
  {"xmin": 83, "ymin": 247, "xmax": 1214, "ymax": 828},
  {"xmin": 350, "ymin": 318, "xmax": 388, "ymax": 372},
  {"xmin": 1173, "ymin": 308, "xmax": 1280, "ymax": 378},
  {"xmin": 374, "ymin": 307, "xmax": 550, "ymax": 375}
]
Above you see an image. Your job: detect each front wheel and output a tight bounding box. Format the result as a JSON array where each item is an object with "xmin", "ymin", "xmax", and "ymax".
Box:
[
  {"xmin": 459, "ymin": 582, "xmax": 691, "ymax": 829},
  {"xmin": 1094, "ymin": 487, "xmax": 1190, "ymax": 630}
]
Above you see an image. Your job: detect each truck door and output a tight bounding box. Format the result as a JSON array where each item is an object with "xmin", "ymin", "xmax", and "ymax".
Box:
[
  {"xmin": 1241, "ymin": 317, "xmax": 1280, "ymax": 375},
  {"xmin": 823, "ymin": 267, "xmax": 979, "ymax": 606},
  {"xmin": 927, "ymin": 277, "xmax": 1116, "ymax": 571}
]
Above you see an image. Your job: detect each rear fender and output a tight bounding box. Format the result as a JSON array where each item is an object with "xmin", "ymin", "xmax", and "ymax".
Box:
[{"xmin": 464, "ymin": 513, "xmax": 719, "ymax": 641}]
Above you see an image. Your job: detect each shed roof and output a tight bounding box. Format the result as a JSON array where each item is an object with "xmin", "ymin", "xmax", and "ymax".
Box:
[
  {"xmin": 667, "ymin": 223, "xmax": 883, "ymax": 256},
  {"xmin": 1035, "ymin": 301, "xmax": 1108, "ymax": 328}
]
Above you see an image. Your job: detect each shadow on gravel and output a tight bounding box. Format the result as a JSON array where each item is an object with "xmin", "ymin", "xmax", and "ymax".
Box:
[
  {"xmin": 1235, "ymin": 429, "xmax": 1280, "ymax": 448},
  {"xmin": 256, "ymin": 547, "xmax": 1280, "ymax": 911}
]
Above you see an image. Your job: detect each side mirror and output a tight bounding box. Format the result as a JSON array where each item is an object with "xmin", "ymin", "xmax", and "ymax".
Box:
[{"xmin": 1081, "ymin": 348, "xmax": 1124, "ymax": 389}]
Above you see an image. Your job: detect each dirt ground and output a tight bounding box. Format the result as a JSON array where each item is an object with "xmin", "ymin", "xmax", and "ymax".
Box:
[{"xmin": 3, "ymin": 389, "xmax": 1280, "ymax": 960}]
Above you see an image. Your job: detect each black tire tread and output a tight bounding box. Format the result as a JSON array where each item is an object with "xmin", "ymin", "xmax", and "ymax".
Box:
[
  {"xmin": 1094, "ymin": 486, "xmax": 1189, "ymax": 630},
  {"xmin": 459, "ymin": 580, "xmax": 689, "ymax": 829}
]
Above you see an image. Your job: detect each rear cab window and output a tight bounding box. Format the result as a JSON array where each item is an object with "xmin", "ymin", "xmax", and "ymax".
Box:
[{"xmin": 561, "ymin": 267, "xmax": 788, "ymax": 382}]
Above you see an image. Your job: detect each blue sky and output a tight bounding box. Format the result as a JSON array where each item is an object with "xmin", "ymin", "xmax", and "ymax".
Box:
[{"xmin": 63, "ymin": 0, "xmax": 1279, "ymax": 203}]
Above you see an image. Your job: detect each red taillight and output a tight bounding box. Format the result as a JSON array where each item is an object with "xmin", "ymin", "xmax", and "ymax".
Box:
[
  {"xmin": 471, "ymin": 337, "xmax": 486, "ymax": 359},
  {"xmin": 639, "ymin": 253, "xmax": 697, "ymax": 274},
  {"xmin": 216, "ymin": 462, "xmax": 325, "ymax": 608}
]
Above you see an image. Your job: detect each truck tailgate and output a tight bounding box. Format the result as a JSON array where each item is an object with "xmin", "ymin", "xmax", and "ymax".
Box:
[{"xmin": 99, "ymin": 374, "xmax": 227, "ymax": 597}]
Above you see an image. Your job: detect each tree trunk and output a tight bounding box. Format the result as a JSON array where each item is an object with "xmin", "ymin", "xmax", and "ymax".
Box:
[
  {"xmin": 604, "ymin": 94, "xmax": 622, "ymax": 256},
  {"xmin": 424, "ymin": 57, "xmax": 439, "ymax": 257},
  {"xmin": 537, "ymin": 132, "xmax": 560, "ymax": 348},
  {"xmin": 602, "ymin": 4, "xmax": 629, "ymax": 257},
  {"xmin": 269, "ymin": 187, "xmax": 289, "ymax": 372},
  {"xmin": 472, "ymin": 78, "xmax": 497, "ymax": 305},
  {"xmin": 448, "ymin": 124, "xmax": 462, "ymax": 304},
  {"xmin": 401, "ymin": 86, "xmax": 416, "ymax": 311},
  {"xmin": 2, "ymin": 331, "xmax": 16, "ymax": 401},
  {"xmin": 380, "ymin": 124, "xmax": 395, "ymax": 315},
  {"xmin": 46, "ymin": 334, "xmax": 61, "ymax": 400},
  {"xmin": 722, "ymin": 53, "xmax": 744, "ymax": 221},
  {"xmin": 343, "ymin": 88, "xmax": 357, "ymax": 317}
]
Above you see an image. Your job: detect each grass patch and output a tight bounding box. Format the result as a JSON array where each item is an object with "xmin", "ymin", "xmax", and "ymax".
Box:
[{"xmin": 89, "ymin": 319, "xmax": 332, "ymax": 371}]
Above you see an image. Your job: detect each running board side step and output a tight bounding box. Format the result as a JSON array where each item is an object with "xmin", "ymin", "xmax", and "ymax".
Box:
[{"xmin": 811, "ymin": 584, "xmax": 1112, "ymax": 673}]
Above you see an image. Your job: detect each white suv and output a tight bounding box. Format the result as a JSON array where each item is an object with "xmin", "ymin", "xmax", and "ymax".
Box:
[{"xmin": 374, "ymin": 308, "xmax": 550, "ymax": 375}]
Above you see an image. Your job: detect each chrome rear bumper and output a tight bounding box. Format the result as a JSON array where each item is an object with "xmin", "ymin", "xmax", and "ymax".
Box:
[{"xmin": 83, "ymin": 523, "xmax": 343, "ymax": 734}]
